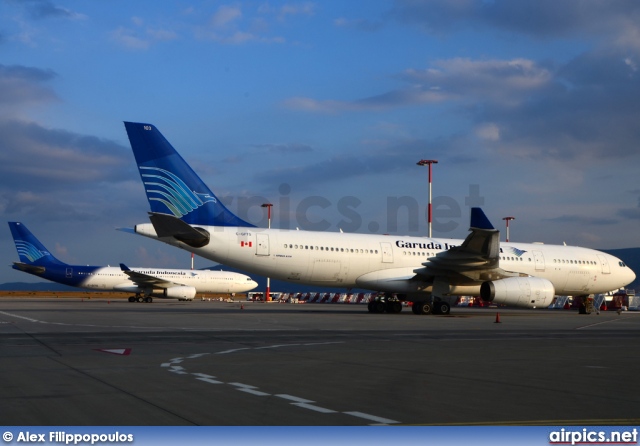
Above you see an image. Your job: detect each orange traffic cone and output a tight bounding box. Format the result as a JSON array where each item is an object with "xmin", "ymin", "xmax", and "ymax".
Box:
[{"xmin": 494, "ymin": 312, "xmax": 501, "ymax": 323}]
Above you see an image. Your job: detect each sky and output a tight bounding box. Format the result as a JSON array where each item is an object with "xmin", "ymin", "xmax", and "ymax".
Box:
[{"xmin": 1, "ymin": 0, "xmax": 640, "ymax": 284}]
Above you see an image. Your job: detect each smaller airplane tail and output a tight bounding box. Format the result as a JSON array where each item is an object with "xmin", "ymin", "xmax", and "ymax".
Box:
[
  {"xmin": 8, "ymin": 222, "xmax": 66, "ymax": 267},
  {"xmin": 124, "ymin": 122, "xmax": 254, "ymax": 228}
]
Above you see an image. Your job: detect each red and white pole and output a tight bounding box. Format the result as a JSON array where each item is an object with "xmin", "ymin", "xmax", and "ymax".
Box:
[
  {"xmin": 417, "ymin": 160, "xmax": 438, "ymax": 238},
  {"xmin": 261, "ymin": 203, "xmax": 273, "ymax": 302},
  {"xmin": 502, "ymin": 216, "xmax": 515, "ymax": 242}
]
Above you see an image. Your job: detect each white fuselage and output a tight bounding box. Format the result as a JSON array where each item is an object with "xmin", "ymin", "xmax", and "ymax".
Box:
[
  {"xmin": 75, "ymin": 266, "xmax": 258, "ymax": 294},
  {"xmin": 133, "ymin": 224, "xmax": 635, "ymax": 296}
]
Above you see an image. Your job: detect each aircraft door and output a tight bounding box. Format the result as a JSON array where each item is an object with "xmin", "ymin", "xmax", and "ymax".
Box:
[
  {"xmin": 380, "ymin": 242, "xmax": 393, "ymax": 263},
  {"xmin": 66, "ymin": 267, "xmax": 73, "ymax": 278},
  {"xmin": 596, "ymin": 254, "xmax": 611, "ymax": 274},
  {"xmin": 256, "ymin": 233, "xmax": 270, "ymax": 256},
  {"xmin": 532, "ymin": 251, "xmax": 545, "ymax": 271}
]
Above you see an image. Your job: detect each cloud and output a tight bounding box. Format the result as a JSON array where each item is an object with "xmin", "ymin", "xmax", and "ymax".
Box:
[
  {"xmin": 14, "ymin": 0, "xmax": 86, "ymax": 21},
  {"xmin": 284, "ymin": 57, "xmax": 551, "ymax": 113},
  {"xmin": 196, "ymin": 2, "xmax": 317, "ymax": 44},
  {"xmin": 210, "ymin": 5, "xmax": 242, "ymax": 28},
  {"xmin": 110, "ymin": 18, "xmax": 179, "ymax": 50},
  {"xmin": 251, "ymin": 143, "xmax": 313, "ymax": 154},
  {"xmin": 618, "ymin": 193, "xmax": 640, "ymax": 220},
  {"xmin": 390, "ymin": 0, "xmax": 640, "ymax": 39},
  {"xmin": 253, "ymin": 137, "xmax": 476, "ymax": 190},
  {"xmin": 334, "ymin": 17, "xmax": 383, "ymax": 33},
  {"xmin": 0, "ymin": 119, "xmax": 132, "ymax": 192},
  {"xmin": 542, "ymin": 214, "xmax": 619, "ymax": 225},
  {"xmin": 278, "ymin": 2, "xmax": 316, "ymax": 19},
  {"xmin": 479, "ymin": 46, "xmax": 640, "ymax": 162},
  {"xmin": 0, "ymin": 64, "xmax": 58, "ymax": 110}
]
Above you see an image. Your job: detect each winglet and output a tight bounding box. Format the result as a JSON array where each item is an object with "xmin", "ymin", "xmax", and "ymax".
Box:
[
  {"xmin": 119, "ymin": 263, "xmax": 130, "ymax": 272},
  {"xmin": 470, "ymin": 207, "xmax": 495, "ymax": 230}
]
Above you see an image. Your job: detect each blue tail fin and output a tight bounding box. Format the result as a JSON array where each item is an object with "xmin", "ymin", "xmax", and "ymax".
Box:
[
  {"xmin": 470, "ymin": 207, "xmax": 495, "ymax": 230},
  {"xmin": 8, "ymin": 222, "xmax": 66, "ymax": 266},
  {"xmin": 124, "ymin": 122, "xmax": 254, "ymax": 227}
]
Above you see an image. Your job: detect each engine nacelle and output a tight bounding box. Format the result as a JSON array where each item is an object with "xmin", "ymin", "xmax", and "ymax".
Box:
[
  {"xmin": 480, "ymin": 277, "xmax": 555, "ymax": 309},
  {"xmin": 163, "ymin": 286, "xmax": 196, "ymax": 300}
]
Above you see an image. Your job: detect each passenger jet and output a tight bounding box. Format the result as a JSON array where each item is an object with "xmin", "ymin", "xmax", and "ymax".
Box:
[
  {"xmin": 121, "ymin": 122, "xmax": 635, "ymax": 314},
  {"xmin": 9, "ymin": 222, "xmax": 258, "ymax": 302}
]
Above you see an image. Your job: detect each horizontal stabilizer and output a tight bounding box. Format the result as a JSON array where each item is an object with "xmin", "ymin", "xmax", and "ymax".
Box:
[
  {"xmin": 12, "ymin": 262, "xmax": 46, "ymax": 275},
  {"xmin": 148, "ymin": 212, "xmax": 210, "ymax": 248}
]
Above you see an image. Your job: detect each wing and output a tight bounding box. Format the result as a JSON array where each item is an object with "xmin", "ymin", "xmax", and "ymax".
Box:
[
  {"xmin": 413, "ymin": 208, "xmax": 519, "ymax": 283},
  {"xmin": 120, "ymin": 263, "xmax": 189, "ymax": 289}
]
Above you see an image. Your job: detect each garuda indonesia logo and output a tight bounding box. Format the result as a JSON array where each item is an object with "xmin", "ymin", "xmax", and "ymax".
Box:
[
  {"xmin": 505, "ymin": 246, "xmax": 527, "ymax": 257},
  {"xmin": 15, "ymin": 241, "xmax": 47, "ymax": 263},
  {"xmin": 140, "ymin": 166, "xmax": 216, "ymax": 217}
]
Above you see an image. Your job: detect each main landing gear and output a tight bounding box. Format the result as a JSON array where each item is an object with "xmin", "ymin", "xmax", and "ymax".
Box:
[
  {"xmin": 367, "ymin": 294, "xmax": 451, "ymax": 315},
  {"xmin": 410, "ymin": 300, "xmax": 450, "ymax": 315},
  {"xmin": 367, "ymin": 294, "xmax": 403, "ymax": 314},
  {"xmin": 128, "ymin": 294, "xmax": 153, "ymax": 303}
]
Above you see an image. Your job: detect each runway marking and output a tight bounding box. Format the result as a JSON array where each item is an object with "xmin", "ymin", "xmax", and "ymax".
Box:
[
  {"xmin": 217, "ymin": 348, "xmax": 251, "ymax": 354},
  {"xmin": 161, "ymin": 342, "xmax": 398, "ymax": 425},
  {"xmin": 192, "ymin": 373, "xmax": 223, "ymax": 384},
  {"xmin": 576, "ymin": 318, "xmax": 627, "ymax": 330},
  {"xmin": 293, "ymin": 402, "xmax": 337, "ymax": 414},
  {"xmin": 256, "ymin": 343, "xmax": 301, "ymax": 350},
  {"xmin": 344, "ymin": 411, "xmax": 400, "ymax": 425},
  {"xmin": 276, "ymin": 394, "xmax": 313, "ymax": 403},
  {"xmin": 230, "ymin": 382, "xmax": 271, "ymax": 396},
  {"xmin": 168, "ymin": 366, "xmax": 188, "ymax": 375},
  {"xmin": 0, "ymin": 311, "xmax": 39, "ymax": 323}
]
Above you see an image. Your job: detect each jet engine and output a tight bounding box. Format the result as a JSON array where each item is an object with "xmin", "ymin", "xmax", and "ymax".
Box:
[
  {"xmin": 163, "ymin": 286, "xmax": 197, "ymax": 300},
  {"xmin": 480, "ymin": 277, "xmax": 555, "ymax": 308}
]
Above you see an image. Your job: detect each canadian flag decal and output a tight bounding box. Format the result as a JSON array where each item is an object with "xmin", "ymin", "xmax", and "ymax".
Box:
[{"xmin": 240, "ymin": 241, "xmax": 253, "ymax": 247}]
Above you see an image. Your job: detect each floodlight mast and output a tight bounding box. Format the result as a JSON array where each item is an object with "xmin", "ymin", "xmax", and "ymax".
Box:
[
  {"xmin": 261, "ymin": 203, "xmax": 273, "ymax": 301},
  {"xmin": 417, "ymin": 159, "xmax": 438, "ymax": 238},
  {"xmin": 502, "ymin": 216, "xmax": 515, "ymax": 242}
]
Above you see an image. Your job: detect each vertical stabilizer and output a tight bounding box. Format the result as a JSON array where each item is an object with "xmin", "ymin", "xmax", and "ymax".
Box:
[
  {"xmin": 8, "ymin": 222, "xmax": 66, "ymax": 266},
  {"xmin": 124, "ymin": 122, "xmax": 254, "ymax": 227}
]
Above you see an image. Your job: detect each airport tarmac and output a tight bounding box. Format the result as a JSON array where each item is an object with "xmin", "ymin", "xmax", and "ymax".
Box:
[{"xmin": 1, "ymin": 297, "xmax": 640, "ymax": 426}]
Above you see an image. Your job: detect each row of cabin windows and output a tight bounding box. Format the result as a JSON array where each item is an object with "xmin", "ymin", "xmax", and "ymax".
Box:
[
  {"xmin": 402, "ymin": 251, "xmax": 437, "ymax": 257},
  {"xmin": 553, "ymin": 259, "xmax": 597, "ymax": 265},
  {"xmin": 283, "ymin": 244, "xmax": 379, "ymax": 254},
  {"xmin": 398, "ymin": 254, "xmax": 602, "ymax": 266}
]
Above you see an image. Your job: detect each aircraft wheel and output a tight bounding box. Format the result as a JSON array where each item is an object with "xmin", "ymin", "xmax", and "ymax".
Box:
[
  {"xmin": 414, "ymin": 301, "xmax": 432, "ymax": 315},
  {"xmin": 136, "ymin": 296, "xmax": 144, "ymax": 303},
  {"xmin": 128, "ymin": 296, "xmax": 135, "ymax": 303},
  {"xmin": 438, "ymin": 302, "xmax": 451, "ymax": 315},
  {"xmin": 386, "ymin": 301, "xmax": 402, "ymax": 314},
  {"xmin": 145, "ymin": 296, "xmax": 153, "ymax": 303},
  {"xmin": 367, "ymin": 301, "xmax": 374, "ymax": 312},
  {"xmin": 411, "ymin": 303, "xmax": 421, "ymax": 314}
]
